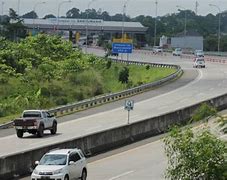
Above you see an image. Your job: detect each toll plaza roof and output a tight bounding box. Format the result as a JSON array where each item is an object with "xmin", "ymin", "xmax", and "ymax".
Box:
[{"xmin": 22, "ymin": 18, "xmax": 148, "ymax": 34}]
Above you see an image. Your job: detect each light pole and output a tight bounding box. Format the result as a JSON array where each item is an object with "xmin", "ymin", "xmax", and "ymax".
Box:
[
  {"xmin": 17, "ymin": 0, "xmax": 20, "ymax": 16},
  {"xmin": 121, "ymin": 0, "xmax": 130, "ymax": 43},
  {"xmin": 209, "ymin": 4, "xmax": 221, "ymax": 53},
  {"xmin": 1, "ymin": 1, "xmax": 4, "ymax": 16},
  {"xmin": 176, "ymin": 5, "xmax": 187, "ymax": 36},
  {"xmin": 57, "ymin": 0, "xmax": 71, "ymax": 31},
  {"xmin": 121, "ymin": 0, "xmax": 130, "ymax": 61},
  {"xmin": 154, "ymin": 0, "xmax": 158, "ymax": 46},
  {"xmin": 33, "ymin": 2, "xmax": 46, "ymax": 32},
  {"xmin": 1, "ymin": 1, "xmax": 4, "ymax": 35},
  {"xmin": 86, "ymin": 0, "xmax": 97, "ymax": 53}
]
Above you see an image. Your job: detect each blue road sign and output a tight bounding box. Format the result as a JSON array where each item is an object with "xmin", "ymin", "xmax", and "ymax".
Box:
[{"xmin": 112, "ymin": 43, "xmax": 133, "ymax": 54}]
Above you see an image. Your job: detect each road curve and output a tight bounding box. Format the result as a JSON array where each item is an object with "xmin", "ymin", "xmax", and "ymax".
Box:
[{"xmin": 1, "ymin": 49, "xmax": 227, "ymax": 158}]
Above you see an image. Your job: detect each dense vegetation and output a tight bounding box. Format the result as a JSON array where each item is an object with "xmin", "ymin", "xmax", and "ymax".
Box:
[
  {"xmin": 0, "ymin": 34, "xmax": 176, "ymax": 118},
  {"xmin": 164, "ymin": 126, "xmax": 227, "ymax": 180},
  {"xmin": 21, "ymin": 7, "xmax": 227, "ymax": 51}
]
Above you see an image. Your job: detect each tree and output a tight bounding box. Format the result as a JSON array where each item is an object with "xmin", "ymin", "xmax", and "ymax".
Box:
[
  {"xmin": 101, "ymin": 11, "xmax": 111, "ymax": 21},
  {"xmin": 66, "ymin": 8, "xmax": 80, "ymax": 18},
  {"xmin": 119, "ymin": 67, "xmax": 129, "ymax": 83},
  {"xmin": 43, "ymin": 14, "xmax": 56, "ymax": 19},
  {"xmin": 164, "ymin": 127, "xmax": 226, "ymax": 180},
  {"xmin": 4, "ymin": 8, "xmax": 26, "ymax": 40},
  {"xmin": 22, "ymin": 11, "xmax": 38, "ymax": 19}
]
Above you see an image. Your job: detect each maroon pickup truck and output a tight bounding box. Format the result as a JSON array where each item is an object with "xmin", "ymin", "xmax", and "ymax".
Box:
[{"xmin": 14, "ymin": 110, "xmax": 57, "ymax": 138}]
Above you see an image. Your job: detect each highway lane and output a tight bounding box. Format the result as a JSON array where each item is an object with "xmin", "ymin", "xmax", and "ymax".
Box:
[
  {"xmin": 87, "ymin": 139, "xmax": 166, "ymax": 180},
  {"xmin": 0, "ymin": 68, "xmax": 197, "ymax": 138},
  {"xmin": 20, "ymin": 134, "xmax": 167, "ymax": 180},
  {"xmin": 1, "ymin": 49, "xmax": 227, "ymax": 158}
]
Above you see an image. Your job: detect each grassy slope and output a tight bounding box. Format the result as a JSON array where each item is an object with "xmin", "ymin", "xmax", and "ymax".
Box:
[{"xmin": 0, "ymin": 63, "xmax": 176, "ymax": 124}]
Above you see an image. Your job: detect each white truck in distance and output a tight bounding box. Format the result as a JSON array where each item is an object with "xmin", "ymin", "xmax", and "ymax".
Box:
[{"xmin": 13, "ymin": 110, "xmax": 57, "ymax": 138}]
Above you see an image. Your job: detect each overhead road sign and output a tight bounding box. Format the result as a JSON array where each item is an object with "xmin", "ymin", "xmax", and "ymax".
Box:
[
  {"xmin": 112, "ymin": 43, "xmax": 133, "ymax": 54},
  {"xmin": 113, "ymin": 38, "xmax": 133, "ymax": 43}
]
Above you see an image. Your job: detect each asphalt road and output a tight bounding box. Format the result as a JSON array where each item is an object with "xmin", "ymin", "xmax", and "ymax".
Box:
[
  {"xmin": 0, "ymin": 68, "xmax": 197, "ymax": 138},
  {"xmin": 1, "ymin": 49, "xmax": 227, "ymax": 158},
  {"xmin": 20, "ymin": 134, "xmax": 167, "ymax": 180},
  {"xmin": 3, "ymin": 48, "xmax": 227, "ymax": 180}
]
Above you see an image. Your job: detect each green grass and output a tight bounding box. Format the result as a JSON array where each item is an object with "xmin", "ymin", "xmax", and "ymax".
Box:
[
  {"xmin": 0, "ymin": 114, "xmax": 19, "ymax": 125},
  {"xmin": 102, "ymin": 63, "xmax": 176, "ymax": 93},
  {"xmin": 0, "ymin": 62, "xmax": 177, "ymax": 123}
]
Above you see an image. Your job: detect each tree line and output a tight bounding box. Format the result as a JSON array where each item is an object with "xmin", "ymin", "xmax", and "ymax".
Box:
[
  {"xmin": 21, "ymin": 7, "xmax": 227, "ymax": 51},
  {"xmin": 0, "ymin": 7, "xmax": 226, "ymax": 51}
]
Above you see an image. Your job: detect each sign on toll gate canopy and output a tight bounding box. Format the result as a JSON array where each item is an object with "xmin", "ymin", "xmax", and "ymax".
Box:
[{"xmin": 112, "ymin": 43, "xmax": 133, "ymax": 54}]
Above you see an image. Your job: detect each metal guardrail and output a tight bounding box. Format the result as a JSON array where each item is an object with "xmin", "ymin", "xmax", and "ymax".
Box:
[
  {"xmin": 0, "ymin": 59, "xmax": 182, "ymax": 128},
  {"xmin": 48, "ymin": 59, "xmax": 182, "ymax": 116}
]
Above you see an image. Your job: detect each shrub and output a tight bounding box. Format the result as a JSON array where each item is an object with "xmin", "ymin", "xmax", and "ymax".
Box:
[
  {"xmin": 40, "ymin": 87, "xmax": 51, "ymax": 97},
  {"xmin": 55, "ymin": 97, "xmax": 68, "ymax": 106},
  {"xmin": 118, "ymin": 67, "xmax": 129, "ymax": 83},
  {"xmin": 0, "ymin": 74, "xmax": 9, "ymax": 84},
  {"xmin": 146, "ymin": 65, "xmax": 150, "ymax": 70},
  {"xmin": 191, "ymin": 103, "xmax": 217, "ymax": 122},
  {"xmin": 106, "ymin": 60, "xmax": 112, "ymax": 69}
]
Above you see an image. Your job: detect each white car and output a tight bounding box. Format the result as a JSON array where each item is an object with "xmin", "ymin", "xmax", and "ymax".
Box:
[
  {"xmin": 193, "ymin": 57, "xmax": 205, "ymax": 68},
  {"xmin": 31, "ymin": 148, "xmax": 87, "ymax": 180},
  {"xmin": 194, "ymin": 50, "xmax": 204, "ymax": 57},
  {"xmin": 153, "ymin": 46, "xmax": 163, "ymax": 53},
  {"xmin": 172, "ymin": 48, "xmax": 182, "ymax": 56}
]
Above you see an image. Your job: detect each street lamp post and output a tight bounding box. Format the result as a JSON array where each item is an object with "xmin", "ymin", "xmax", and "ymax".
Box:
[
  {"xmin": 176, "ymin": 5, "xmax": 187, "ymax": 36},
  {"xmin": 1, "ymin": 1, "xmax": 4, "ymax": 35},
  {"xmin": 121, "ymin": 0, "xmax": 130, "ymax": 61},
  {"xmin": 17, "ymin": 0, "xmax": 20, "ymax": 16},
  {"xmin": 154, "ymin": 0, "xmax": 158, "ymax": 46},
  {"xmin": 85, "ymin": 0, "xmax": 97, "ymax": 53},
  {"xmin": 1, "ymin": 1, "xmax": 4, "ymax": 16},
  {"xmin": 33, "ymin": 2, "xmax": 46, "ymax": 32},
  {"xmin": 121, "ymin": 0, "xmax": 130, "ymax": 43},
  {"xmin": 57, "ymin": 0, "xmax": 71, "ymax": 31},
  {"xmin": 209, "ymin": 4, "xmax": 221, "ymax": 53}
]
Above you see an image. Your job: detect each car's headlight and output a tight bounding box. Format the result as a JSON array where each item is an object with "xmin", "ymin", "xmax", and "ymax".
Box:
[
  {"xmin": 32, "ymin": 169, "xmax": 39, "ymax": 175},
  {"xmin": 53, "ymin": 169, "xmax": 63, "ymax": 175}
]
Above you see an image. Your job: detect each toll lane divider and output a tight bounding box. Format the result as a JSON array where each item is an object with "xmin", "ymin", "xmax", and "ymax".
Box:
[
  {"xmin": 0, "ymin": 59, "xmax": 182, "ymax": 129},
  {"xmin": 1, "ymin": 89, "xmax": 227, "ymax": 179},
  {"xmin": 180, "ymin": 54, "xmax": 227, "ymax": 64}
]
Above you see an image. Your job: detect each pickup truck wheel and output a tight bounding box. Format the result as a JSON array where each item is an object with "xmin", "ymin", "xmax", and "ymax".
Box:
[
  {"xmin": 37, "ymin": 125, "xmax": 44, "ymax": 137},
  {"xmin": 80, "ymin": 169, "xmax": 87, "ymax": 180},
  {"xmin": 50, "ymin": 122, "xmax": 57, "ymax": 134},
  {"xmin": 16, "ymin": 130, "xmax": 23, "ymax": 138}
]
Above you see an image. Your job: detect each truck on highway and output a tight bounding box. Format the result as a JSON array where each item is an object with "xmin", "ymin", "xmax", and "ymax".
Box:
[{"xmin": 13, "ymin": 110, "xmax": 57, "ymax": 138}]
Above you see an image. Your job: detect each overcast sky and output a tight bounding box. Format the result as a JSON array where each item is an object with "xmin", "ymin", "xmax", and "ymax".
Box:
[{"xmin": 2, "ymin": 0, "xmax": 227, "ymax": 18}]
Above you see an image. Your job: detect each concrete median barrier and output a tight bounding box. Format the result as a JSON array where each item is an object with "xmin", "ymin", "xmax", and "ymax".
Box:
[{"xmin": 1, "ymin": 92, "xmax": 227, "ymax": 179}]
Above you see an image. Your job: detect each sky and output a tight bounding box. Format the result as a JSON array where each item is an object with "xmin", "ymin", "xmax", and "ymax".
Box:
[{"xmin": 1, "ymin": 0, "xmax": 227, "ymax": 18}]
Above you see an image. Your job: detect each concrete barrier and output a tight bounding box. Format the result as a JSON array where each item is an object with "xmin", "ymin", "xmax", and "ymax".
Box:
[{"xmin": 1, "ymin": 92, "xmax": 227, "ymax": 179}]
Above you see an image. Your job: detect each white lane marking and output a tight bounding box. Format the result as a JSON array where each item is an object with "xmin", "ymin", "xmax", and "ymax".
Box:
[
  {"xmin": 89, "ymin": 140, "xmax": 162, "ymax": 165},
  {"xmin": 108, "ymin": 171, "xmax": 134, "ymax": 180},
  {"xmin": 136, "ymin": 69, "xmax": 203, "ymax": 105}
]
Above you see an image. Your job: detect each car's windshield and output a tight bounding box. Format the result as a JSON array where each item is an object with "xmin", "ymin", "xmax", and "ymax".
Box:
[
  {"xmin": 39, "ymin": 154, "xmax": 67, "ymax": 165},
  {"xmin": 197, "ymin": 59, "xmax": 205, "ymax": 63}
]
